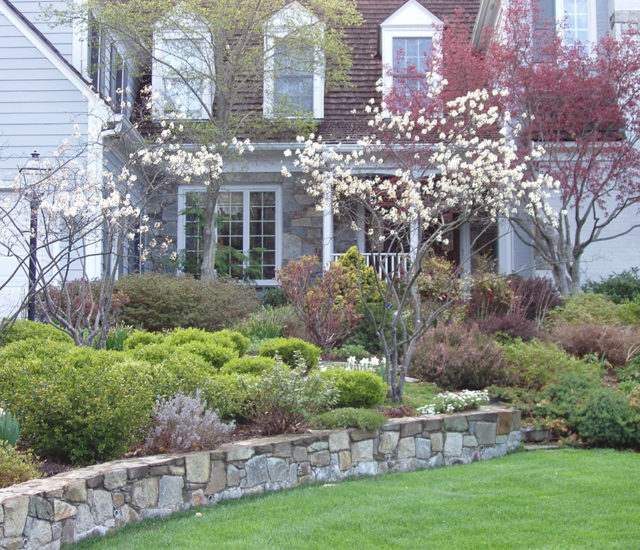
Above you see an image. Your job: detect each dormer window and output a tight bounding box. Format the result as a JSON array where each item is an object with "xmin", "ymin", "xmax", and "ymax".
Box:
[
  {"xmin": 264, "ymin": 2, "xmax": 324, "ymax": 119},
  {"xmin": 273, "ymin": 42, "xmax": 314, "ymax": 113},
  {"xmin": 152, "ymin": 28, "xmax": 213, "ymax": 119},
  {"xmin": 392, "ymin": 36, "xmax": 432, "ymax": 91},
  {"xmin": 380, "ymin": 0, "xmax": 441, "ymax": 100}
]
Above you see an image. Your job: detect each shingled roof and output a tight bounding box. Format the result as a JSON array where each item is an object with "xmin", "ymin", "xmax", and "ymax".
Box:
[{"xmin": 317, "ymin": 0, "xmax": 481, "ymax": 141}]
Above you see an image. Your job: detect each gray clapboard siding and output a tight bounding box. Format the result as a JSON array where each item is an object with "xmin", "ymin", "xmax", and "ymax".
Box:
[
  {"xmin": 10, "ymin": 0, "xmax": 73, "ymax": 63},
  {"xmin": 0, "ymin": 10, "xmax": 87, "ymax": 175}
]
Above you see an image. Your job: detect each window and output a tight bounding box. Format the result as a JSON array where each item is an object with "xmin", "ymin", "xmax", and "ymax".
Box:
[
  {"xmin": 380, "ymin": 0, "xmax": 441, "ymax": 100},
  {"xmin": 563, "ymin": 0, "xmax": 589, "ymax": 44},
  {"xmin": 392, "ymin": 37, "xmax": 432, "ymax": 91},
  {"xmin": 556, "ymin": 0, "xmax": 596, "ymax": 45},
  {"xmin": 273, "ymin": 41, "xmax": 314, "ymax": 113},
  {"xmin": 264, "ymin": 2, "xmax": 325, "ymax": 119},
  {"xmin": 88, "ymin": 17, "xmax": 129, "ymax": 111},
  {"xmin": 152, "ymin": 32, "xmax": 213, "ymax": 119},
  {"xmin": 177, "ymin": 186, "xmax": 282, "ymax": 284}
]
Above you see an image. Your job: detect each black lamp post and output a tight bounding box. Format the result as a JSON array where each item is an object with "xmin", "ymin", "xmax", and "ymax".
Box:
[{"xmin": 19, "ymin": 151, "xmax": 43, "ymax": 322}]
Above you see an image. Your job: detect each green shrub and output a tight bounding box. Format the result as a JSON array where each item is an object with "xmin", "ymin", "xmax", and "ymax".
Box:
[
  {"xmin": 164, "ymin": 327, "xmax": 212, "ymax": 346},
  {"xmin": 235, "ymin": 306, "xmax": 303, "ymax": 341},
  {"xmin": 0, "ymin": 409, "xmax": 20, "ymax": 446},
  {"xmin": 321, "ymin": 368, "xmax": 388, "ymax": 408},
  {"xmin": 0, "ymin": 357, "xmax": 156, "ymax": 463},
  {"xmin": 540, "ymin": 372, "xmax": 602, "ymax": 420},
  {"xmin": 629, "ymin": 385, "xmax": 640, "ymax": 410},
  {"xmin": 115, "ymin": 273, "xmax": 259, "ymax": 332},
  {"xmin": 546, "ymin": 292, "xmax": 628, "ymax": 326},
  {"xmin": 501, "ymin": 339, "xmax": 601, "ymax": 390},
  {"xmin": 0, "ymin": 339, "xmax": 74, "ymax": 363},
  {"xmin": 258, "ymin": 337, "xmax": 321, "ymax": 369},
  {"xmin": 127, "ymin": 343, "xmax": 176, "ymax": 364},
  {"xmin": 571, "ymin": 388, "xmax": 640, "ymax": 448},
  {"xmin": 243, "ymin": 365, "xmax": 338, "ymax": 434},
  {"xmin": 0, "ymin": 320, "xmax": 73, "ymax": 345},
  {"xmin": 221, "ymin": 356, "xmax": 278, "ymax": 375},
  {"xmin": 262, "ymin": 288, "xmax": 288, "ymax": 307},
  {"xmin": 123, "ymin": 330, "xmax": 162, "ymax": 350},
  {"xmin": 0, "ymin": 441, "xmax": 41, "ymax": 489},
  {"xmin": 313, "ymin": 408, "xmax": 386, "ymax": 431},
  {"xmin": 330, "ymin": 344, "xmax": 372, "ymax": 360},
  {"xmin": 177, "ymin": 342, "xmax": 238, "ymax": 370},
  {"xmin": 213, "ymin": 329, "xmax": 250, "ymax": 355},
  {"xmin": 200, "ymin": 374, "xmax": 253, "ymax": 421},
  {"xmin": 105, "ymin": 325, "xmax": 135, "ymax": 351},
  {"xmin": 583, "ymin": 268, "xmax": 640, "ymax": 304}
]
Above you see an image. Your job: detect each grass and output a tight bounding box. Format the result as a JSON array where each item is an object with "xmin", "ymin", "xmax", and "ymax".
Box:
[
  {"xmin": 72, "ymin": 449, "xmax": 640, "ymax": 549},
  {"xmin": 394, "ymin": 381, "xmax": 440, "ymax": 408}
]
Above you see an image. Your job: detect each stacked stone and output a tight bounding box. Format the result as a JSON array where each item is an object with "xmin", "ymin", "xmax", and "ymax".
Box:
[{"xmin": 0, "ymin": 407, "xmax": 520, "ymax": 550}]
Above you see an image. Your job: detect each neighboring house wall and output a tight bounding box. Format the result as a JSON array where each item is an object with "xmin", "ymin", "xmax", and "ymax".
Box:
[{"xmin": 0, "ymin": 1, "xmax": 91, "ymax": 315}]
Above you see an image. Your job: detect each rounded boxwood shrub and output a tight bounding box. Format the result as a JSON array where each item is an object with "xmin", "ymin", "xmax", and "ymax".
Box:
[
  {"xmin": 164, "ymin": 327, "xmax": 211, "ymax": 347},
  {"xmin": 320, "ymin": 368, "xmax": 388, "ymax": 408},
  {"xmin": 0, "ymin": 320, "xmax": 73, "ymax": 345},
  {"xmin": 177, "ymin": 342, "xmax": 238, "ymax": 370},
  {"xmin": 213, "ymin": 329, "xmax": 250, "ymax": 355},
  {"xmin": 122, "ymin": 330, "xmax": 162, "ymax": 350},
  {"xmin": 313, "ymin": 408, "xmax": 386, "ymax": 431},
  {"xmin": 221, "ymin": 356, "xmax": 278, "ymax": 375},
  {"xmin": 0, "ymin": 356, "xmax": 156, "ymax": 464},
  {"xmin": 571, "ymin": 388, "xmax": 640, "ymax": 448},
  {"xmin": 258, "ymin": 337, "xmax": 321, "ymax": 369}
]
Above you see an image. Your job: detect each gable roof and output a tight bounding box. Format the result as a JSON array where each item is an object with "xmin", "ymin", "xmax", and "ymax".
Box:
[
  {"xmin": 0, "ymin": 0, "xmax": 91, "ymax": 94},
  {"xmin": 318, "ymin": 0, "xmax": 481, "ymax": 141}
]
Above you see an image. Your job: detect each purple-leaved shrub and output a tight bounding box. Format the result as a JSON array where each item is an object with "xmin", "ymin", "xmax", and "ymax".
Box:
[
  {"xmin": 409, "ymin": 324, "xmax": 505, "ymax": 390},
  {"xmin": 142, "ymin": 391, "xmax": 235, "ymax": 454}
]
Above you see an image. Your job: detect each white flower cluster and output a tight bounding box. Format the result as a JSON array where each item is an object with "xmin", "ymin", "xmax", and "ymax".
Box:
[
  {"xmin": 345, "ymin": 356, "xmax": 382, "ymax": 372},
  {"xmin": 417, "ymin": 389, "xmax": 490, "ymax": 416},
  {"xmin": 288, "ymin": 86, "xmax": 558, "ymax": 235}
]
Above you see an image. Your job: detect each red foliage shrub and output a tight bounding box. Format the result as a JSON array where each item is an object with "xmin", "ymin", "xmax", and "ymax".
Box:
[
  {"xmin": 475, "ymin": 313, "xmax": 539, "ymax": 342},
  {"xmin": 409, "ymin": 324, "xmax": 505, "ymax": 390},
  {"xmin": 549, "ymin": 323, "xmax": 640, "ymax": 368},
  {"xmin": 278, "ymin": 256, "xmax": 362, "ymax": 350}
]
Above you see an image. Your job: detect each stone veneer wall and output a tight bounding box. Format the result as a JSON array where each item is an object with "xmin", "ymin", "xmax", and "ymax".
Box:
[{"xmin": 0, "ymin": 407, "xmax": 520, "ymax": 550}]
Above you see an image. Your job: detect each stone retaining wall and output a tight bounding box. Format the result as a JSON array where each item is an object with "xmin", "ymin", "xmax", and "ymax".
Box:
[{"xmin": 0, "ymin": 407, "xmax": 520, "ymax": 549}]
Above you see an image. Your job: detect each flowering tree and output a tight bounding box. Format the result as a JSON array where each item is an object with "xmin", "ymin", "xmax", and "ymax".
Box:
[
  {"xmin": 58, "ymin": 0, "xmax": 361, "ymax": 279},
  {"xmin": 288, "ymin": 81, "xmax": 554, "ymax": 401},
  {"xmin": 444, "ymin": 0, "xmax": 640, "ymax": 294},
  {"xmin": 0, "ymin": 93, "xmax": 239, "ymax": 347}
]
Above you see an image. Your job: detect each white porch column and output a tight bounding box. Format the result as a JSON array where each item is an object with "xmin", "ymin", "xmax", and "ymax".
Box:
[
  {"xmin": 459, "ymin": 222, "xmax": 472, "ymax": 272},
  {"xmin": 497, "ymin": 217, "xmax": 514, "ymax": 274},
  {"xmin": 322, "ymin": 190, "xmax": 334, "ymax": 269}
]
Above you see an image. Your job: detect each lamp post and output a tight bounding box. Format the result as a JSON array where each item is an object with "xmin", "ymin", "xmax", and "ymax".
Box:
[{"xmin": 19, "ymin": 151, "xmax": 43, "ymax": 322}]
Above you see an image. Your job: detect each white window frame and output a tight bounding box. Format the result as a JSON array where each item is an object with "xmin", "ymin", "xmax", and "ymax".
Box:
[
  {"xmin": 380, "ymin": 0, "xmax": 442, "ymax": 101},
  {"xmin": 263, "ymin": 2, "xmax": 325, "ymax": 120},
  {"xmin": 152, "ymin": 28, "xmax": 214, "ymax": 120},
  {"xmin": 556, "ymin": 0, "xmax": 597, "ymax": 46},
  {"xmin": 177, "ymin": 185, "xmax": 283, "ymax": 286}
]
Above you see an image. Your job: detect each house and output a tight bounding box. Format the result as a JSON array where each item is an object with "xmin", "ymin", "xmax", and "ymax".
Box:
[
  {"xmin": 0, "ymin": 0, "xmax": 143, "ymax": 315},
  {"xmin": 1, "ymin": 0, "xmax": 639, "ymax": 316}
]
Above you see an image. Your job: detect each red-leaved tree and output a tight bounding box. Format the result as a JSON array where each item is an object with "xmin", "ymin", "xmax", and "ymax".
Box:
[
  {"xmin": 390, "ymin": 2, "xmax": 640, "ymax": 294},
  {"xmin": 484, "ymin": 0, "xmax": 640, "ymax": 293}
]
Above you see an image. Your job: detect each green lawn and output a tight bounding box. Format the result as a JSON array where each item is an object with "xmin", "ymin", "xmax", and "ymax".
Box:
[{"xmin": 73, "ymin": 449, "xmax": 640, "ymax": 549}]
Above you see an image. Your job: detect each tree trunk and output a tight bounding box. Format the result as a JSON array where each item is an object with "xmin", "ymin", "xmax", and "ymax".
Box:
[{"xmin": 199, "ymin": 182, "xmax": 219, "ymax": 280}]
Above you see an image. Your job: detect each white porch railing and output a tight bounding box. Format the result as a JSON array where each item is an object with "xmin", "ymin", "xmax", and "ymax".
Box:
[{"xmin": 331, "ymin": 252, "xmax": 410, "ymax": 279}]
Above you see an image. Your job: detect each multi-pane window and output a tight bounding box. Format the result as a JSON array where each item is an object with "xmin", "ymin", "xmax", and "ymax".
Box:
[
  {"xmin": 564, "ymin": 0, "xmax": 589, "ymax": 45},
  {"xmin": 180, "ymin": 188, "xmax": 279, "ymax": 283},
  {"xmin": 392, "ymin": 37, "xmax": 432, "ymax": 91},
  {"xmin": 160, "ymin": 38, "xmax": 206, "ymax": 117},
  {"xmin": 273, "ymin": 41, "xmax": 314, "ymax": 114}
]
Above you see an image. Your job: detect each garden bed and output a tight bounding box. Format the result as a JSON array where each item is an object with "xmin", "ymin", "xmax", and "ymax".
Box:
[{"xmin": 0, "ymin": 407, "xmax": 520, "ymax": 549}]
